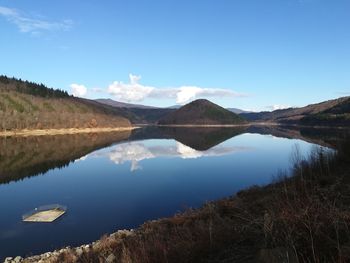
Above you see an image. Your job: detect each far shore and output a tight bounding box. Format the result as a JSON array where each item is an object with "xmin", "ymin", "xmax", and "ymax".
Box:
[
  {"xmin": 0, "ymin": 122, "xmax": 347, "ymax": 137},
  {"xmin": 0, "ymin": 127, "xmax": 138, "ymax": 137},
  {"xmin": 151, "ymin": 122, "xmax": 350, "ymax": 129},
  {"xmin": 153, "ymin": 122, "xmax": 279, "ymax": 127}
]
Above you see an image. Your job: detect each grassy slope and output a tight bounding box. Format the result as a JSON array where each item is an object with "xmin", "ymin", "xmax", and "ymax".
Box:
[
  {"xmin": 158, "ymin": 99, "xmax": 246, "ymax": 125},
  {"xmin": 0, "ymin": 76, "xmax": 131, "ymax": 130},
  {"xmin": 301, "ymin": 97, "xmax": 350, "ymax": 126}
]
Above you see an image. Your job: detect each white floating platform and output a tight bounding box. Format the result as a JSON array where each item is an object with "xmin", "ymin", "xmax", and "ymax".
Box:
[{"xmin": 22, "ymin": 205, "xmax": 67, "ymax": 223}]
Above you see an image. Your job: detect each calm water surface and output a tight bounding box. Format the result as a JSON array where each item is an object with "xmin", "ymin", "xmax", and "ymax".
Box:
[{"xmin": 0, "ymin": 126, "xmax": 334, "ymax": 259}]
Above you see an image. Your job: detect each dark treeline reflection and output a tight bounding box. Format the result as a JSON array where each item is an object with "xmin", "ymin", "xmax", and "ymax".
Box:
[
  {"xmin": 160, "ymin": 126, "xmax": 248, "ymax": 150},
  {"xmin": 130, "ymin": 125, "xmax": 350, "ymax": 150},
  {"xmin": 0, "ymin": 131, "xmax": 131, "ymax": 184},
  {"xmin": 247, "ymin": 125, "xmax": 350, "ymax": 148},
  {"xmin": 1, "ymin": 125, "xmax": 349, "ymax": 185},
  {"xmin": 129, "ymin": 126, "xmax": 248, "ymax": 151}
]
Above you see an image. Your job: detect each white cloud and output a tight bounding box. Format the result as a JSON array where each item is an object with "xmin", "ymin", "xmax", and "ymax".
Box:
[
  {"xmin": 0, "ymin": 6, "xmax": 72, "ymax": 34},
  {"xmin": 176, "ymin": 86, "xmax": 244, "ymax": 104},
  {"xmin": 70, "ymin": 84, "xmax": 87, "ymax": 97},
  {"xmin": 176, "ymin": 86, "xmax": 202, "ymax": 104},
  {"xmin": 107, "ymin": 74, "xmax": 246, "ymax": 104},
  {"xmin": 108, "ymin": 74, "xmax": 154, "ymax": 102},
  {"xmin": 266, "ymin": 104, "xmax": 291, "ymax": 111}
]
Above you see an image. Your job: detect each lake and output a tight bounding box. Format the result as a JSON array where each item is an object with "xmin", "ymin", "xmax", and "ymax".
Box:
[{"xmin": 0, "ymin": 126, "xmax": 342, "ymax": 259}]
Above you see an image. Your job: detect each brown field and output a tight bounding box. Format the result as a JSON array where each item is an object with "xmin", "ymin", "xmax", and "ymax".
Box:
[{"xmin": 0, "ymin": 127, "xmax": 137, "ymax": 137}]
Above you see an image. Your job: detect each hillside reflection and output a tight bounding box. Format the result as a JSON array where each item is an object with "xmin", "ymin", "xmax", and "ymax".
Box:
[
  {"xmin": 0, "ymin": 125, "xmax": 348, "ymax": 184},
  {"xmin": 129, "ymin": 126, "xmax": 248, "ymax": 150},
  {"xmin": 0, "ymin": 131, "xmax": 131, "ymax": 184}
]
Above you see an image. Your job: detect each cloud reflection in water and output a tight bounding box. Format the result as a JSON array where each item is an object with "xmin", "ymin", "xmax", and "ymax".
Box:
[{"xmin": 92, "ymin": 140, "xmax": 252, "ymax": 171}]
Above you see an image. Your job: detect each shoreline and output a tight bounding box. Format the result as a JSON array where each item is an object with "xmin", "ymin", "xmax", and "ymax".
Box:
[
  {"xmin": 156, "ymin": 124, "xmax": 251, "ymax": 127},
  {"xmin": 0, "ymin": 127, "xmax": 138, "ymax": 137},
  {"xmin": 0, "ymin": 123, "xmax": 346, "ymax": 138},
  {"xmin": 146, "ymin": 122, "xmax": 350, "ymax": 129},
  {"xmin": 147, "ymin": 122, "xmax": 276, "ymax": 128}
]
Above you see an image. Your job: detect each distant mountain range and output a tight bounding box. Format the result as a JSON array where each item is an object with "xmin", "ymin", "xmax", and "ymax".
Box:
[
  {"xmin": 95, "ymin": 99, "xmax": 251, "ymax": 123},
  {"xmin": 95, "ymin": 98, "xmax": 159, "ymax": 109},
  {"xmin": 1, "ymin": 75, "xmax": 349, "ymax": 129},
  {"xmin": 109, "ymin": 96, "xmax": 350, "ymax": 126},
  {"xmin": 96, "ymin": 99, "xmax": 251, "ymax": 114}
]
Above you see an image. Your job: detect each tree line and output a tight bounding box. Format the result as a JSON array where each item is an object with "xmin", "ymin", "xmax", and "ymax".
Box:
[{"xmin": 0, "ymin": 75, "xmax": 70, "ymax": 98}]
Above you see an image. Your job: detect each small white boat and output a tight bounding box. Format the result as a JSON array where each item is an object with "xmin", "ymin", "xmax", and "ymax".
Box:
[{"xmin": 22, "ymin": 204, "xmax": 67, "ymax": 223}]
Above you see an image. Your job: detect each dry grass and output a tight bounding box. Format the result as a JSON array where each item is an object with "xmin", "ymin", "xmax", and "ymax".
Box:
[
  {"xmin": 263, "ymin": 143, "xmax": 350, "ymax": 262},
  {"xmin": 0, "ymin": 90, "xmax": 131, "ymax": 131},
  {"xmin": 0, "ymin": 127, "xmax": 136, "ymax": 137}
]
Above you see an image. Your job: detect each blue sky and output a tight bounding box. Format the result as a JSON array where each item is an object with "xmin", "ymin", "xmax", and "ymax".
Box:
[{"xmin": 0, "ymin": 0, "xmax": 349, "ymax": 110}]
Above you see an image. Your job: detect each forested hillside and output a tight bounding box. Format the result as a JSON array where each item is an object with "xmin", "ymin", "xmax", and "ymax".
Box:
[
  {"xmin": 241, "ymin": 96, "xmax": 350, "ymax": 126},
  {"xmin": 0, "ymin": 76, "xmax": 131, "ymax": 130},
  {"xmin": 300, "ymin": 97, "xmax": 350, "ymax": 126},
  {"xmin": 158, "ymin": 99, "xmax": 246, "ymax": 125}
]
